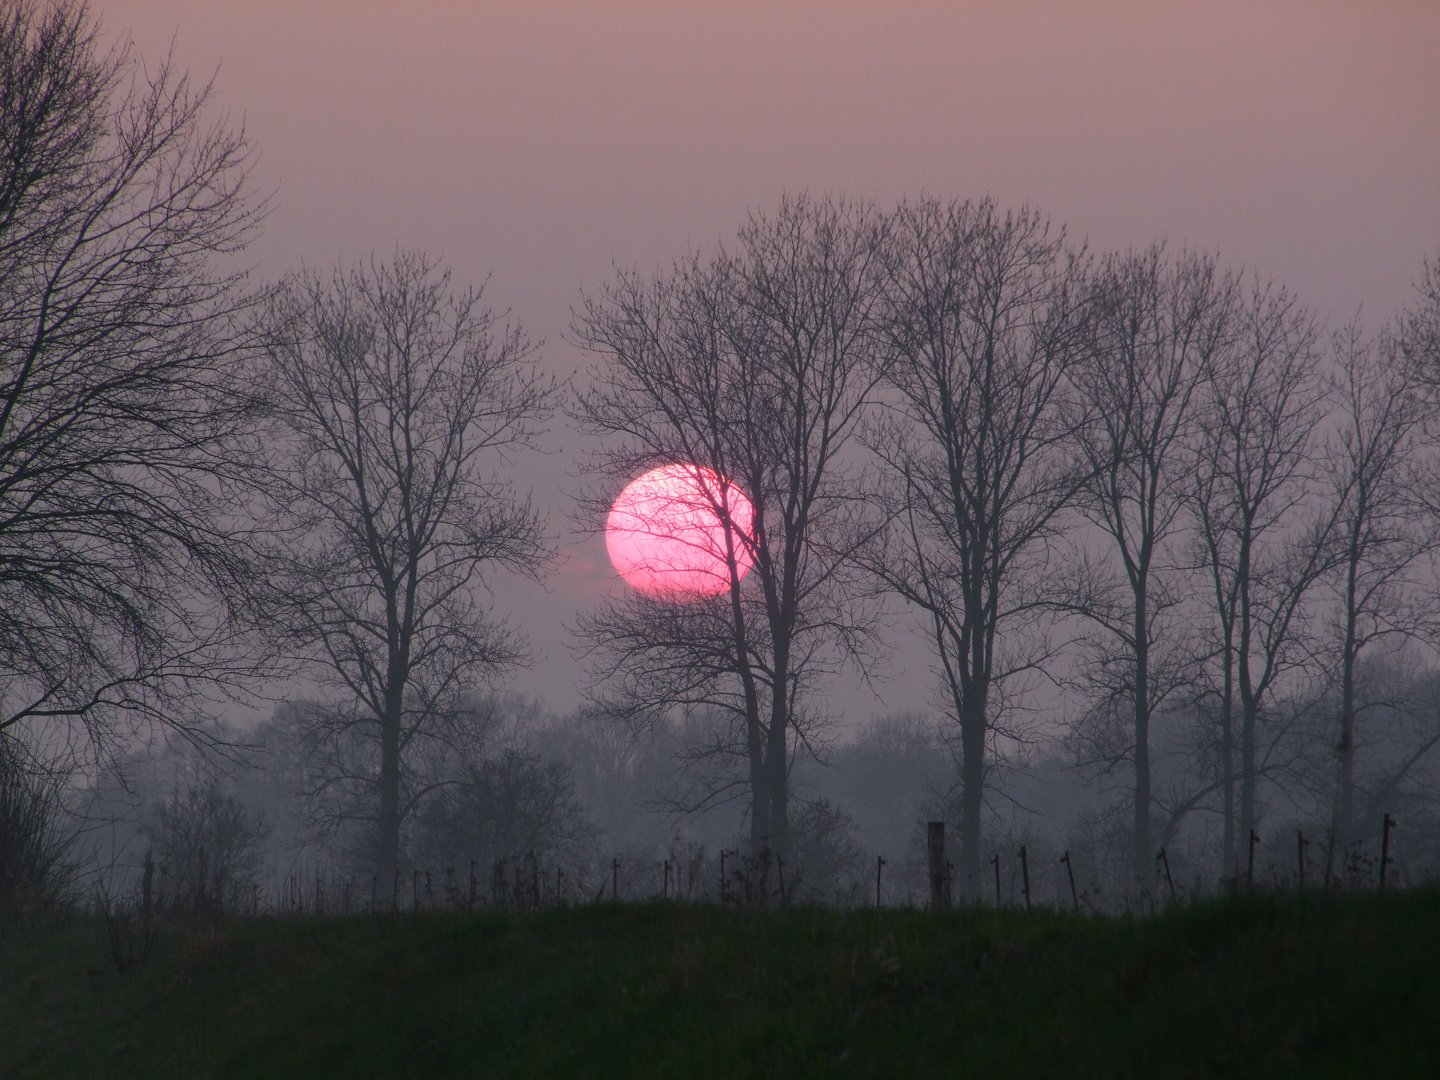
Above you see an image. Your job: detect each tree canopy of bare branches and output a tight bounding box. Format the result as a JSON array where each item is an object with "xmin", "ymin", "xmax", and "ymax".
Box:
[
  {"xmin": 0, "ymin": 0, "xmax": 265, "ymax": 760},
  {"xmin": 254, "ymin": 252, "xmax": 554, "ymax": 883},
  {"xmin": 572, "ymin": 194, "xmax": 888, "ymax": 856}
]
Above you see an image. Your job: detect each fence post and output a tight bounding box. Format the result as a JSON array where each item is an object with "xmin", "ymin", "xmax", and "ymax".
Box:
[
  {"xmin": 1296, "ymin": 830, "xmax": 1306, "ymax": 890},
  {"xmin": 612, "ymin": 857, "xmax": 619, "ymax": 902},
  {"xmin": 1018, "ymin": 845, "xmax": 1031, "ymax": 912},
  {"xmin": 1060, "ymin": 851, "xmax": 1078, "ymax": 912},
  {"xmin": 875, "ymin": 855, "xmax": 886, "ymax": 908},
  {"xmin": 927, "ymin": 822, "xmax": 948, "ymax": 910},
  {"xmin": 991, "ymin": 854, "xmax": 1001, "ymax": 907},
  {"xmin": 1380, "ymin": 814, "xmax": 1395, "ymax": 890},
  {"xmin": 1157, "ymin": 848, "xmax": 1176, "ymax": 905},
  {"xmin": 140, "ymin": 850, "xmax": 154, "ymax": 921},
  {"xmin": 1246, "ymin": 830, "xmax": 1260, "ymax": 889}
]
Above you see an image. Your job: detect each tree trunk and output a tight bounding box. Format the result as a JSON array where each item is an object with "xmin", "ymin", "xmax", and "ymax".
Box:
[
  {"xmin": 1220, "ymin": 634, "xmax": 1236, "ymax": 875},
  {"xmin": 747, "ymin": 715, "xmax": 769, "ymax": 854},
  {"xmin": 1334, "ymin": 544, "xmax": 1360, "ymax": 846},
  {"xmin": 1236, "ymin": 531, "xmax": 1258, "ymax": 861},
  {"xmin": 377, "ymin": 688, "xmax": 404, "ymax": 885},
  {"xmin": 765, "ymin": 638, "xmax": 791, "ymax": 857},
  {"xmin": 726, "ymin": 558, "xmax": 769, "ymax": 855},
  {"xmin": 958, "ymin": 678, "xmax": 988, "ymax": 901},
  {"xmin": 1238, "ymin": 658, "xmax": 1258, "ymax": 854},
  {"xmin": 1132, "ymin": 589, "xmax": 1152, "ymax": 882},
  {"xmin": 767, "ymin": 722, "xmax": 788, "ymax": 857}
]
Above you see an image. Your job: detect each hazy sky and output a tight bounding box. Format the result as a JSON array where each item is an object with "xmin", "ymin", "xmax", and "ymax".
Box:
[{"xmin": 105, "ymin": 1, "xmax": 1440, "ymax": 718}]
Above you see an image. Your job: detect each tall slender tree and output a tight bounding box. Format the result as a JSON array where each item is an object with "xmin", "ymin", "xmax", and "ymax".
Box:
[
  {"xmin": 256, "ymin": 253, "xmax": 553, "ymax": 883},
  {"xmin": 868, "ymin": 197, "xmax": 1089, "ymax": 898},
  {"xmin": 1190, "ymin": 279, "xmax": 1329, "ymax": 871},
  {"xmin": 1067, "ymin": 247, "xmax": 1234, "ymax": 880},
  {"xmin": 573, "ymin": 195, "xmax": 887, "ymax": 856},
  {"xmin": 1320, "ymin": 325, "xmax": 1433, "ymax": 847}
]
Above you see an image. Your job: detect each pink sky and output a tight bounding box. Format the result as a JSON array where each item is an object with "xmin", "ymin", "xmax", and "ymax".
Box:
[{"xmin": 106, "ymin": 1, "xmax": 1440, "ymax": 716}]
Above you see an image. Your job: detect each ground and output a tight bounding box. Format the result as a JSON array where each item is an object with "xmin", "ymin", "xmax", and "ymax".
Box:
[{"xmin": 2, "ymin": 889, "xmax": 1436, "ymax": 1078}]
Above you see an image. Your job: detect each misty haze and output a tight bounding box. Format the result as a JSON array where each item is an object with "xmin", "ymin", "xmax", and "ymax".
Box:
[{"xmin": 4, "ymin": 2, "xmax": 1440, "ymax": 1076}]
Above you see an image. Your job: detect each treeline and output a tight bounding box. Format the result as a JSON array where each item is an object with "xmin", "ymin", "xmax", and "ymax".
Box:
[
  {"xmin": 3, "ymin": 1, "xmax": 1440, "ymax": 919},
  {"xmin": 572, "ymin": 194, "xmax": 1440, "ymax": 904}
]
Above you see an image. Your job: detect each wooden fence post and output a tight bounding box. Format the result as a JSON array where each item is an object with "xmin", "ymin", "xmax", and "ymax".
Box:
[
  {"xmin": 1157, "ymin": 848, "xmax": 1176, "ymax": 905},
  {"xmin": 875, "ymin": 855, "xmax": 886, "ymax": 908},
  {"xmin": 1018, "ymin": 846, "xmax": 1031, "ymax": 912},
  {"xmin": 927, "ymin": 822, "xmax": 948, "ymax": 910},
  {"xmin": 141, "ymin": 850, "xmax": 154, "ymax": 921},
  {"xmin": 991, "ymin": 854, "xmax": 1001, "ymax": 907},
  {"xmin": 1380, "ymin": 814, "xmax": 1395, "ymax": 890},
  {"xmin": 1246, "ymin": 830, "xmax": 1260, "ymax": 889},
  {"xmin": 1060, "ymin": 851, "xmax": 1078, "ymax": 912}
]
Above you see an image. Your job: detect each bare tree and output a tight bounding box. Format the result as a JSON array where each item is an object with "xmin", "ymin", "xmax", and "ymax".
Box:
[
  {"xmin": 572, "ymin": 194, "xmax": 888, "ymax": 857},
  {"xmin": 255, "ymin": 253, "xmax": 553, "ymax": 884},
  {"xmin": 1066, "ymin": 247, "xmax": 1234, "ymax": 881},
  {"xmin": 867, "ymin": 197, "xmax": 1089, "ymax": 898},
  {"xmin": 144, "ymin": 773, "xmax": 270, "ymax": 913},
  {"xmin": 0, "ymin": 0, "xmax": 265, "ymax": 756},
  {"xmin": 1320, "ymin": 325, "xmax": 1434, "ymax": 847},
  {"xmin": 1190, "ymin": 279, "xmax": 1330, "ymax": 872}
]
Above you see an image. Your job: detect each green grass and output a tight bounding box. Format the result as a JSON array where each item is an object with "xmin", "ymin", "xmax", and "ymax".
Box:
[{"xmin": 3, "ymin": 890, "xmax": 1438, "ymax": 1078}]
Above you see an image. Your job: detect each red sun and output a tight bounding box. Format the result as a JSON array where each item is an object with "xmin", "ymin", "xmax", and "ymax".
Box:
[{"xmin": 605, "ymin": 464, "xmax": 753, "ymax": 598}]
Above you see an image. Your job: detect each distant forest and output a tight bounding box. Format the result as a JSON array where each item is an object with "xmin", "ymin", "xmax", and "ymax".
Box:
[{"xmin": 5, "ymin": 0, "xmax": 1440, "ymax": 920}]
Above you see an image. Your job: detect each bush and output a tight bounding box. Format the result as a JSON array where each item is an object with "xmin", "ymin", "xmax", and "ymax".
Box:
[
  {"xmin": 411, "ymin": 748, "xmax": 599, "ymax": 888},
  {"xmin": 786, "ymin": 798, "xmax": 867, "ymax": 904},
  {"xmin": 0, "ymin": 742, "xmax": 74, "ymax": 919},
  {"xmin": 144, "ymin": 776, "xmax": 270, "ymax": 914}
]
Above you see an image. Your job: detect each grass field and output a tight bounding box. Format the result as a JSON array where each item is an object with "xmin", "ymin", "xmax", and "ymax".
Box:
[{"xmin": 2, "ymin": 889, "xmax": 1437, "ymax": 1078}]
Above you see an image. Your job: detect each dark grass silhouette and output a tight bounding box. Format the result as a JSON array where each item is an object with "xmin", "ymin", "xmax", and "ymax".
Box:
[{"xmin": 3, "ymin": 888, "xmax": 1439, "ymax": 1078}]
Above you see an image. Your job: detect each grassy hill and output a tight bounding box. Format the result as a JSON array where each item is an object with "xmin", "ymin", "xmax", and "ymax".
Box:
[{"xmin": 3, "ymin": 889, "xmax": 1438, "ymax": 1078}]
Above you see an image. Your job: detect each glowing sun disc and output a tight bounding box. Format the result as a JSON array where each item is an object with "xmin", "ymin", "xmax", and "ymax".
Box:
[{"xmin": 605, "ymin": 464, "xmax": 753, "ymax": 598}]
